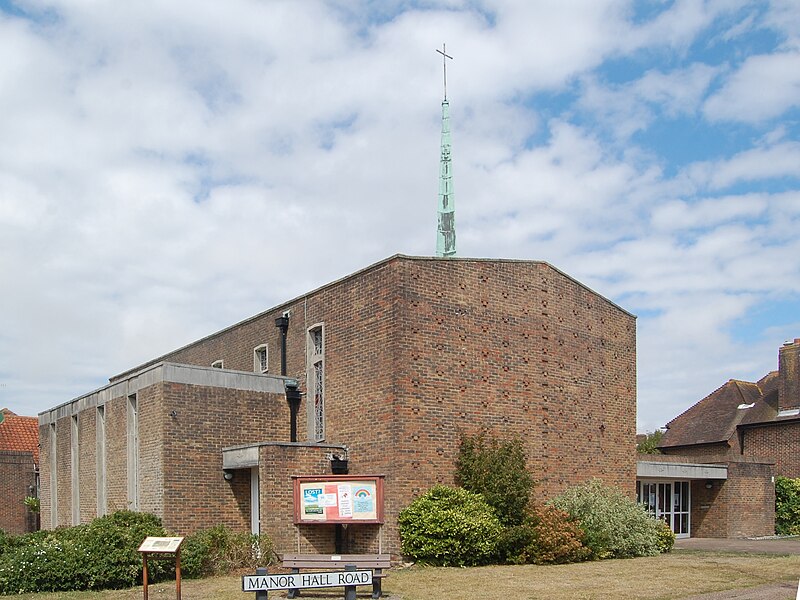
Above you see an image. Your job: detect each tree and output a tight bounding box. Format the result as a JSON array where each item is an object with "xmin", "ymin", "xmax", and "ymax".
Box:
[
  {"xmin": 637, "ymin": 430, "xmax": 664, "ymax": 454},
  {"xmin": 455, "ymin": 433, "xmax": 534, "ymax": 526}
]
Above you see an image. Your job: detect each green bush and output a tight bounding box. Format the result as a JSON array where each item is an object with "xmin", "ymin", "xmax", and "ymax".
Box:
[
  {"xmin": 0, "ymin": 530, "xmax": 9, "ymax": 557},
  {"xmin": 636, "ymin": 430, "xmax": 663, "ymax": 454},
  {"xmin": 181, "ymin": 525, "xmax": 274, "ymax": 578},
  {"xmin": 0, "ymin": 511, "xmax": 168, "ymax": 594},
  {"xmin": 497, "ymin": 504, "xmax": 589, "ymax": 565},
  {"xmin": 455, "ymin": 434, "xmax": 535, "ymax": 526},
  {"xmin": 551, "ymin": 479, "xmax": 662, "ymax": 559},
  {"xmin": 398, "ymin": 485, "xmax": 502, "ymax": 566},
  {"xmin": 655, "ymin": 519, "xmax": 676, "ymax": 553},
  {"xmin": 776, "ymin": 476, "xmax": 800, "ymax": 535}
]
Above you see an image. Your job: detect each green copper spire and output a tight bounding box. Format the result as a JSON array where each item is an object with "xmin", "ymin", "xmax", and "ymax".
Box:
[{"xmin": 436, "ymin": 44, "xmax": 456, "ymax": 257}]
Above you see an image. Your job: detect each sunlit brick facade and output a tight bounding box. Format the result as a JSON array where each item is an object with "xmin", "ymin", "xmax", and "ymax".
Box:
[{"xmin": 39, "ymin": 255, "xmax": 636, "ymax": 555}]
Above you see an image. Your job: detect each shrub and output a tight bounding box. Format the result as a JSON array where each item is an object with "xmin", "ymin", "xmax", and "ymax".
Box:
[
  {"xmin": 0, "ymin": 510, "xmax": 168, "ymax": 594},
  {"xmin": 775, "ymin": 476, "xmax": 800, "ymax": 535},
  {"xmin": 181, "ymin": 525, "xmax": 274, "ymax": 578},
  {"xmin": 497, "ymin": 504, "xmax": 589, "ymax": 565},
  {"xmin": 655, "ymin": 519, "xmax": 676, "ymax": 553},
  {"xmin": 455, "ymin": 434, "xmax": 535, "ymax": 526},
  {"xmin": 636, "ymin": 430, "xmax": 663, "ymax": 454},
  {"xmin": 0, "ymin": 530, "xmax": 9, "ymax": 557},
  {"xmin": 23, "ymin": 496, "xmax": 40, "ymax": 513},
  {"xmin": 551, "ymin": 479, "xmax": 662, "ymax": 559},
  {"xmin": 398, "ymin": 485, "xmax": 502, "ymax": 566}
]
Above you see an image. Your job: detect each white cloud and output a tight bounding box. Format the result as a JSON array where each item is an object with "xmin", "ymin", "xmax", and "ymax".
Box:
[
  {"xmin": 685, "ymin": 141, "xmax": 800, "ymax": 190},
  {"xmin": 578, "ymin": 63, "xmax": 720, "ymax": 140},
  {"xmin": 704, "ymin": 51, "xmax": 800, "ymax": 122},
  {"xmin": 0, "ymin": 0, "xmax": 798, "ymax": 440}
]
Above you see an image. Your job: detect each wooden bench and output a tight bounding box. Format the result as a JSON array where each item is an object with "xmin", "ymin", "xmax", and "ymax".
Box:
[{"xmin": 281, "ymin": 553, "xmax": 391, "ymax": 599}]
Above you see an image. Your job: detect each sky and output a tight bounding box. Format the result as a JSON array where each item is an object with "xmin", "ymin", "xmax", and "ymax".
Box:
[{"xmin": 0, "ymin": 0, "xmax": 798, "ymax": 433}]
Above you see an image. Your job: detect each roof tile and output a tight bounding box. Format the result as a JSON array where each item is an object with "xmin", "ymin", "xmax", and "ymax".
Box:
[{"xmin": 0, "ymin": 408, "xmax": 39, "ymax": 464}]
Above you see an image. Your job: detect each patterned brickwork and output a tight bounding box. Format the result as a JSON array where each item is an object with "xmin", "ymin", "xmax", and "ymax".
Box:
[{"xmin": 143, "ymin": 256, "xmax": 635, "ymax": 552}]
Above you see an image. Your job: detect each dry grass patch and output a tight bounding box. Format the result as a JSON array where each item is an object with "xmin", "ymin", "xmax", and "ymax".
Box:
[
  {"xmin": 4, "ymin": 551, "xmax": 799, "ymax": 600},
  {"xmin": 385, "ymin": 552, "xmax": 800, "ymax": 600}
]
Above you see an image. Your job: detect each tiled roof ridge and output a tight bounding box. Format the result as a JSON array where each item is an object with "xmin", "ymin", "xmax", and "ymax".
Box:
[
  {"xmin": 665, "ymin": 378, "xmax": 740, "ymax": 429},
  {"xmin": 732, "ymin": 379, "xmax": 759, "ymax": 402}
]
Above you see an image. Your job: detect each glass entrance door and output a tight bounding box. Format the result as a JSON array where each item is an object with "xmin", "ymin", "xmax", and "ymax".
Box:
[{"xmin": 637, "ymin": 480, "xmax": 690, "ymax": 538}]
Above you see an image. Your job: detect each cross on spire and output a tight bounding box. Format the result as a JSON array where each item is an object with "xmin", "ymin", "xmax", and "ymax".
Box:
[{"xmin": 436, "ymin": 43, "xmax": 453, "ymax": 101}]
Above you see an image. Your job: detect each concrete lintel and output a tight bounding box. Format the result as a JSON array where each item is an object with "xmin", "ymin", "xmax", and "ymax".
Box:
[
  {"xmin": 223, "ymin": 446, "xmax": 260, "ymax": 469},
  {"xmin": 222, "ymin": 441, "xmax": 348, "ymax": 469},
  {"xmin": 40, "ymin": 362, "xmax": 289, "ymax": 425},
  {"xmin": 637, "ymin": 461, "xmax": 728, "ymax": 480}
]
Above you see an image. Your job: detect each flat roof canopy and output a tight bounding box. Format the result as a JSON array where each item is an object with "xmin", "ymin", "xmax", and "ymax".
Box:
[{"xmin": 637, "ymin": 461, "xmax": 727, "ymax": 480}]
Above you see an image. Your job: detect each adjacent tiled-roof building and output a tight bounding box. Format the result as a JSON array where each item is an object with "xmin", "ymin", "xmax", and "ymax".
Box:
[
  {"xmin": 660, "ymin": 339, "xmax": 800, "ymax": 475},
  {"xmin": 636, "ymin": 338, "xmax": 800, "ymax": 539},
  {"xmin": 0, "ymin": 408, "xmax": 39, "ymax": 463},
  {"xmin": 0, "ymin": 408, "xmax": 40, "ymax": 534}
]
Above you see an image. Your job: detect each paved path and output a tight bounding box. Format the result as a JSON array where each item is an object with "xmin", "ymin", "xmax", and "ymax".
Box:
[
  {"xmin": 675, "ymin": 537, "xmax": 800, "ymax": 555},
  {"xmin": 675, "ymin": 538, "xmax": 800, "ymax": 600}
]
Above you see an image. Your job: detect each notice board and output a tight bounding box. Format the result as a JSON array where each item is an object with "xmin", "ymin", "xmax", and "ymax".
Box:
[{"xmin": 293, "ymin": 475, "xmax": 385, "ymax": 524}]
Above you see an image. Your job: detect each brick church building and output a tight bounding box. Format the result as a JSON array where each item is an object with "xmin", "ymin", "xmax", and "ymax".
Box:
[{"xmin": 38, "ymin": 255, "xmax": 636, "ymax": 555}]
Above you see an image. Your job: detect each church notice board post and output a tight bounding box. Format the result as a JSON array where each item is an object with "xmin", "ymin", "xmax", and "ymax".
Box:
[
  {"xmin": 293, "ymin": 475, "xmax": 385, "ymax": 524},
  {"xmin": 138, "ymin": 536, "xmax": 184, "ymax": 600}
]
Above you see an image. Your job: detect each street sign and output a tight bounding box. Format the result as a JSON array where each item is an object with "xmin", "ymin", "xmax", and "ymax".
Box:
[{"xmin": 242, "ymin": 570, "xmax": 372, "ymax": 592}]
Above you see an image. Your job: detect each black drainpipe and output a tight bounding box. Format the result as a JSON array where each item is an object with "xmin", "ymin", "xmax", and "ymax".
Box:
[
  {"xmin": 285, "ymin": 383, "xmax": 301, "ymax": 443},
  {"xmin": 274, "ymin": 314, "xmax": 289, "ymax": 376},
  {"xmin": 276, "ymin": 313, "xmax": 301, "ymax": 442}
]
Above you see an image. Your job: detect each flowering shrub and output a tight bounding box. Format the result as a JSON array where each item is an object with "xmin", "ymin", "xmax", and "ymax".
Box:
[
  {"xmin": 497, "ymin": 504, "xmax": 589, "ymax": 565},
  {"xmin": 398, "ymin": 485, "xmax": 502, "ymax": 566},
  {"xmin": 655, "ymin": 519, "xmax": 676, "ymax": 553},
  {"xmin": 0, "ymin": 511, "xmax": 169, "ymax": 594},
  {"xmin": 552, "ymin": 479, "xmax": 662, "ymax": 559}
]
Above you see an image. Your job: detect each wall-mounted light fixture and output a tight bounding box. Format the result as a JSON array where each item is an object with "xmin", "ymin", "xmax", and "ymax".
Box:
[
  {"xmin": 705, "ymin": 481, "xmax": 713, "ymax": 489},
  {"xmin": 169, "ymin": 410, "xmax": 177, "ymax": 418},
  {"xmin": 223, "ymin": 470, "xmax": 235, "ymax": 482}
]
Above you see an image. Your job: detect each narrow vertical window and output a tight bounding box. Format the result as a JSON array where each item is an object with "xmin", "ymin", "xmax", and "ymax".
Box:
[
  {"xmin": 254, "ymin": 344, "xmax": 268, "ymax": 373},
  {"xmin": 96, "ymin": 405, "xmax": 106, "ymax": 517},
  {"xmin": 307, "ymin": 324, "xmax": 325, "ymax": 441},
  {"xmin": 49, "ymin": 422, "xmax": 57, "ymax": 528},
  {"xmin": 127, "ymin": 395, "xmax": 139, "ymax": 510},
  {"xmin": 71, "ymin": 415, "xmax": 79, "ymax": 525}
]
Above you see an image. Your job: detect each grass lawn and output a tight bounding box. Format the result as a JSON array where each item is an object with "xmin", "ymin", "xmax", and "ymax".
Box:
[{"xmin": 4, "ymin": 551, "xmax": 800, "ymax": 600}]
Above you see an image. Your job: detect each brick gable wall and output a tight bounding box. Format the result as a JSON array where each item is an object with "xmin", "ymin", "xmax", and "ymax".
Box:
[
  {"xmin": 743, "ymin": 421, "xmax": 800, "ymax": 478},
  {"xmin": 0, "ymin": 451, "xmax": 37, "ymax": 535}
]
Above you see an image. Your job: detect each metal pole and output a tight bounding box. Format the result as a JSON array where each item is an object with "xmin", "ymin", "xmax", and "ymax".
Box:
[
  {"xmin": 255, "ymin": 567, "xmax": 268, "ymax": 600},
  {"xmin": 344, "ymin": 564, "xmax": 357, "ymax": 600},
  {"xmin": 175, "ymin": 549, "xmax": 182, "ymax": 600},
  {"xmin": 142, "ymin": 554, "xmax": 149, "ymax": 600}
]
